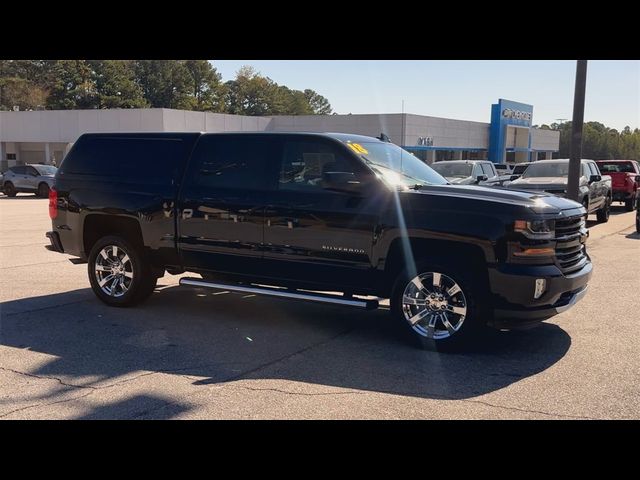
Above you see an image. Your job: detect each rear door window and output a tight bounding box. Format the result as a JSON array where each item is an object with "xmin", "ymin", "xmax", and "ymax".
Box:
[
  {"xmin": 189, "ymin": 134, "xmax": 277, "ymax": 191},
  {"xmin": 11, "ymin": 166, "xmax": 26, "ymax": 175}
]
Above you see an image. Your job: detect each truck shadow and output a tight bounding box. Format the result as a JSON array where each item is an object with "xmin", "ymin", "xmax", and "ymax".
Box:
[{"xmin": 1, "ymin": 283, "xmax": 571, "ymax": 418}]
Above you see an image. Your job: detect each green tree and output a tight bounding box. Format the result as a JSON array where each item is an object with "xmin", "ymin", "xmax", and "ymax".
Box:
[
  {"xmin": 134, "ymin": 60, "xmax": 195, "ymax": 109},
  {"xmin": 304, "ymin": 89, "xmax": 332, "ymax": 114},
  {"xmin": 90, "ymin": 60, "xmax": 148, "ymax": 109},
  {"xmin": 0, "ymin": 77, "xmax": 48, "ymax": 110},
  {"xmin": 46, "ymin": 60, "xmax": 98, "ymax": 109},
  {"xmin": 224, "ymin": 66, "xmax": 277, "ymax": 115},
  {"xmin": 184, "ymin": 60, "xmax": 224, "ymax": 111},
  {"xmin": 224, "ymin": 66, "xmax": 332, "ymax": 116}
]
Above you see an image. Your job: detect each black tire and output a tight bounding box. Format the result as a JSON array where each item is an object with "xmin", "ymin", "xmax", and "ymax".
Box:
[
  {"xmin": 624, "ymin": 198, "xmax": 635, "ymax": 212},
  {"xmin": 636, "ymin": 211, "xmax": 639, "ymax": 234},
  {"xmin": 4, "ymin": 182, "xmax": 16, "ymax": 197},
  {"xmin": 389, "ymin": 259, "xmax": 488, "ymax": 352},
  {"xmin": 87, "ymin": 235, "xmax": 157, "ymax": 307},
  {"xmin": 38, "ymin": 182, "xmax": 50, "ymax": 198},
  {"xmin": 596, "ymin": 196, "xmax": 611, "ymax": 223}
]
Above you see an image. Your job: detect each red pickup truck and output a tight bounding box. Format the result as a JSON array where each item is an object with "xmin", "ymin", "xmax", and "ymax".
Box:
[{"xmin": 596, "ymin": 160, "xmax": 640, "ymax": 211}]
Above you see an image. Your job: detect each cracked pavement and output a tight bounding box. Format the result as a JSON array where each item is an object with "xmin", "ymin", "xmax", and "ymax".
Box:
[{"xmin": 1, "ymin": 196, "xmax": 639, "ymax": 419}]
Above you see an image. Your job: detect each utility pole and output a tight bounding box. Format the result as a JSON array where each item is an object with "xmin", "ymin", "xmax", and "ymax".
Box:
[{"xmin": 567, "ymin": 60, "xmax": 588, "ymax": 202}]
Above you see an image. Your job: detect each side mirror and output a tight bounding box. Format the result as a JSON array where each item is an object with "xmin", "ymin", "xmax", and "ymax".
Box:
[
  {"xmin": 322, "ymin": 171, "xmax": 363, "ymax": 194},
  {"xmin": 476, "ymin": 175, "xmax": 488, "ymax": 183},
  {"xmin": 589, "ymin": 174, "xmax": 601, "ymax": 183},
  {"xmin": 635, "ymin": 175, "xmax": 640, "ymax": 184}
]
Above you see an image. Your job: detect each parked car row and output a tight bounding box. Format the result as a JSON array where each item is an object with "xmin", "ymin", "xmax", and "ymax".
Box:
[
  {"xmin": 1, "ymin": 164, "xmax": 58, "ymax": 197},
  {"xmin": 431, "ymin": 157, "xmax": 640, "ymax": 224}
]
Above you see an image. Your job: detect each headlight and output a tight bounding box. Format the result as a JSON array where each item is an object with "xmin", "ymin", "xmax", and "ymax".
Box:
[
  {"xmin": 578, "ymin": 216, "xmax": 587, "ymax": 229},
  {"xmin": 514, "ymin": 219, "xmax": 555, "ymax": 239}
]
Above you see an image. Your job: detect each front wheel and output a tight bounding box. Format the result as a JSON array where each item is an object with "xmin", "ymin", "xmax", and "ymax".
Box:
[
  {"xmin": 87, "ymin": 235, "xmax": 157, "ymax": 307},
  {"xmin": 390, "ymin": 262, "xmax": 487, "ymax": 352},
  {"xmin": 596, "ymin": 196, "xmax": 611, "ymax": 223},
  {"xmin": 624, "ymin": 198, "xmax": 635, "ymax": 212}
]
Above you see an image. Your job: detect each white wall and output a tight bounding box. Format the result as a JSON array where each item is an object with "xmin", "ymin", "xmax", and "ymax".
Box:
[
  {"xmin": 268, "ymin": 114, "xmax": 405, "ymax": 145},
  {"xmin": 531, "ymin": 128, "xmax": 560, "ymax": 151},
  {"xmin": 404, "ymin": 114, "xmax": 489, "ymax": 149},
  {"xmin": 0, "ymin": 109, "xmax": 560, "ymax": 153}
]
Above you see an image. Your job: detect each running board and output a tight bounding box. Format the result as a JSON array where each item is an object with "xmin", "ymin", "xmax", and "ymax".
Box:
[{"xmin": 179, "ymin": 277, "xmax": 379, "ymax": 309}]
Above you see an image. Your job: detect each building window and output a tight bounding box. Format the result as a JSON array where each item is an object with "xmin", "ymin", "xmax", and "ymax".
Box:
[{"xmin": 7, "ymin": 153, "xmax": 16, "ymax": 160}]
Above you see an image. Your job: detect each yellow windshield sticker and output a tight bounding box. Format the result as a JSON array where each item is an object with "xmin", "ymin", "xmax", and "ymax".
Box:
[{"xmin": 348, "ymin": 143, "xmax": 369, "ymax": 154}]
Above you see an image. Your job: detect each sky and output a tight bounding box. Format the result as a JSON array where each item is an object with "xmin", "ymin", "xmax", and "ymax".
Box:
[{"xmin": 212, "ymin": 60, "xmax": 639, "ymax": 131}]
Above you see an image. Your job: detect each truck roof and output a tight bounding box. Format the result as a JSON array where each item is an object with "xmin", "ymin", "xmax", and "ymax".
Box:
[{"xmin": 76, "ymin": 131, "xmax": 385, "ymax": 145}]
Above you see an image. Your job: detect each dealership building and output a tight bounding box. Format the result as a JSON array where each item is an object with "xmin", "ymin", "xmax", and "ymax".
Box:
[{"xmin": 0, "ymin": 99, "xmax": 559, "ymax": 172}]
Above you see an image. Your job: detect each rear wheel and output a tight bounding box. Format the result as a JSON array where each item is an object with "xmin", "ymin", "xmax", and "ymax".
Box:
[
  {"xmin": 87, "ymin": 235, "xmax": 157, "ymax": 307},
  {"xmin": 38, "ymin": 182, "xmax": 50, "ymax": 198},
  {"xmin": 596, "ymin": 196, "xmax": 611, "ymax": 223},
  {"xmin": 4, "ymin": 182, "xmax": 16, "ymax": 197},
  {"xmin": 390, "ymin": 260, "xmax": 487, "ymax": 352}
]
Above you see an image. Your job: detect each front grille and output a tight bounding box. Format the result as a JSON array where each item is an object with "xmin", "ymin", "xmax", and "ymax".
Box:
[{"xmin": 555, "ymin": 215, "xmax": 588, "ymax": 274}]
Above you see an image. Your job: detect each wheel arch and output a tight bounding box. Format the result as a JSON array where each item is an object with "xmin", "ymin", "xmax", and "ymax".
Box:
[
  {"xmin": 381, "ymin": 237, "xmax": 490, "ymax": 297},
  {"xmin": 83, "ymin": 214, "xmax": 144, "ymax": 258}
]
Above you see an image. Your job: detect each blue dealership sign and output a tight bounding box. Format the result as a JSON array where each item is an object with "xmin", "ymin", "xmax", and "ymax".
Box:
[{"xmin": 488, "ymin": 99, "xmax": 533, "ymax": 163}]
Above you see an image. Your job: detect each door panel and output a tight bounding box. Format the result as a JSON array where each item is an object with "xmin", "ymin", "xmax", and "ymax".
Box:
[
  {"xmin": 262, "ymin": 136, "xmax": 378, "ymax": 289},
  {"xmin": 9, "ymin": 166, "xmax": 27, "ymax": 189},
  {"xmin": 25, "ymin": 166, "xmax": 39, "ymax": 189},
  {"xmin": 587, "ymin": 163, "xmax": 603, "ymax": 210},
  {"xmin": 178, "ymin": 134, "xmax": 278, "ymax": 275}
]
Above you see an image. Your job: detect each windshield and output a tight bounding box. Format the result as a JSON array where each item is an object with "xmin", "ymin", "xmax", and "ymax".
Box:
[
  {"xmin": 598, "ymin": 162, "xmax": 635, "ymax": 173},
  {"xmin": 522, "ymin": 162, "xmax": 571, "ymax": 178},
  {"xmin": 356, "ymin": 142, "xmax": 448, "ymax": 187},
  {"xmin": 431, "ymin": 162, "xmax": 473, "ymax": 178},
  {"xmin": 33, "ymin": 165, "xmax": 58, "ymax": 175}
]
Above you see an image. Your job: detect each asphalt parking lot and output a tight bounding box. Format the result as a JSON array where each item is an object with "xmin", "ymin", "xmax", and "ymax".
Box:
[{"xmin": 1, "ymin": 195, "xmax": 638, "ymax": 419}]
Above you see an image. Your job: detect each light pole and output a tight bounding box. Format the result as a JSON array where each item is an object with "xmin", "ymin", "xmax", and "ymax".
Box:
[{"xmin": 567, "ymin": 60, "xmax": 588, "ymax": 202}]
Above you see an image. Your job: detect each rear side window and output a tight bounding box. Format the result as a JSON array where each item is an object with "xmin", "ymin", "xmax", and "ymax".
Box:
[
  {"xmin": 61, "ymin": 136, "xmax": 189, "ymax": 182},
  {"xmin": 598, "ymin": 162, "xmax": 636, "ymax": 173},
  {"xmin": 480, "ymin": 163, "xmax": 496, "ymax": 177},
  {"xmin": 10, "ymin": 166, "xmax": 26, "ymax": 175},
  {"xmin": 189, "ymin": 135, "xmax": 276, "ymax": 191}
]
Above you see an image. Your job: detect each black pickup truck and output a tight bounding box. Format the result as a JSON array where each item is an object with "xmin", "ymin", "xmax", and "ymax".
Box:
[{"xmin": 46, "ymin": 132, "xmax": 592, "ymax": 351}]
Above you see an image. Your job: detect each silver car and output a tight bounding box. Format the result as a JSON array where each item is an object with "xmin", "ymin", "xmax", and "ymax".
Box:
[
  {"xmin": 431, "ymin": 160, "xmax": 501, "ymax": 186},
  {"xmin": 2, "ymin": 164, "xmax": 57, "ymax": 197}
]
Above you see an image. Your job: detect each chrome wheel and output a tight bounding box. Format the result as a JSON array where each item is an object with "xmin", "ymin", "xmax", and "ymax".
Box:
[
  {"xmin": 401, "ymin": 271, "xmax": 467, "ymax": 340},
  {"xmin": 94, "ymin": 245, "xmax": 133, "ymax": 297}
]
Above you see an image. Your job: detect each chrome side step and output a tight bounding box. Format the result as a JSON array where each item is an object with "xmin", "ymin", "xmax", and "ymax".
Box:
[{"xmin": 179, "ymin": 277, "xmax": 379, "ymax": 309}]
